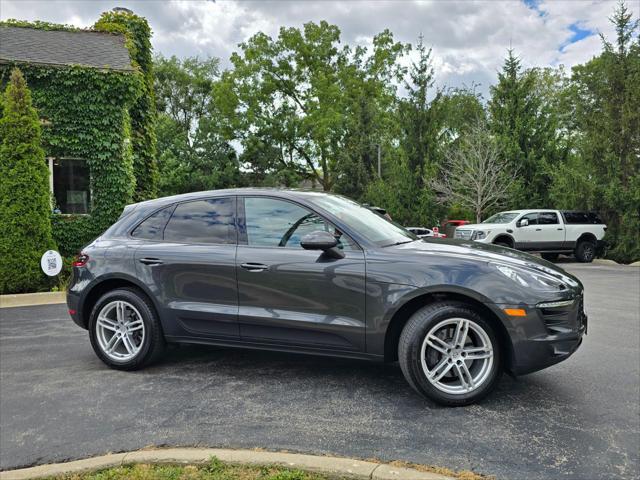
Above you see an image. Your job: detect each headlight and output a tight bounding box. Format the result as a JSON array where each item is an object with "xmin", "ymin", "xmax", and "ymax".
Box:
[{"xmin": 494, "ymin": 264, "xmax": 566, "ymax": 292}]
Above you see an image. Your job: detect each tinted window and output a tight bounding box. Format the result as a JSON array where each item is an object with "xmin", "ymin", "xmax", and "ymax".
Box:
[
  {"xmin": 244, "ymin": 197, "xmax": 355, "ymax": 250},
  {"xmin": 563, "ymin": 211, "xmax": 603, "ymax": 224},
  {"xmin": 538, "ymin": 212, "xmax": 559, "ymax": 225},
  {"xmin": 164, "ymin": 198, "xmax": 236, "ymax": 244},
  {"xmin": 519, "ymin": 213, "xmax": 538, "ymax": 226},
  {"xmin": 131, "ymin": 205, "xmax": 174, "ymax": 239}
]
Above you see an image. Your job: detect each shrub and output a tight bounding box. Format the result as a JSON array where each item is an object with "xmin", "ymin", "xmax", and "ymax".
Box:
[{"xmin": 0, "ymin": 68, "xmax": 57, "ymax": 293}]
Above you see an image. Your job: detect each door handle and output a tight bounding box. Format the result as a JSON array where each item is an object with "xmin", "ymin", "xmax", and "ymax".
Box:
[
  {"xmin": 241, "ymin": 262, "xmax": 268, "ymax": 272},
  {"xmin": 139, "ymin": 257, "xmax": 163, "ymax": 265},
  {"xmin": 557, "ymin": 228, "xmax": 563, "ymax": 231}
]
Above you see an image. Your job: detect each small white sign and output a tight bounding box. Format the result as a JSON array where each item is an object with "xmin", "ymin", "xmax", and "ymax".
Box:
[{"xmin": 41, "ymin": 250, "xmax": 63, "ymax": 277}]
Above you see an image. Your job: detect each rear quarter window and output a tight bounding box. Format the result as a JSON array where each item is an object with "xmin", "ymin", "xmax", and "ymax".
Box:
[
  {"xmin": 562, "ymin": 211, "xmax": 603, "ymax": 224},
  {"xmin": 131, "ymin": 205, "xmax": 174, "ymax": 240}
]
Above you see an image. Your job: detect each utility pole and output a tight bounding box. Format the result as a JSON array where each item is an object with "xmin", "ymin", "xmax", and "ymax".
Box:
[{"xmin": 377, "ymin": 143, "xmax": 381, "ymax": 178}]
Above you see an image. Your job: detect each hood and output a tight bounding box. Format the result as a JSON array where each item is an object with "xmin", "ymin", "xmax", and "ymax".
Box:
[
  {"xmin": 457, "ymin": 223, "xmax": 505, "ymax": 230},
  {"xmin": 390, "ymin": 238, "xmax": 581, "ymax": 288}
]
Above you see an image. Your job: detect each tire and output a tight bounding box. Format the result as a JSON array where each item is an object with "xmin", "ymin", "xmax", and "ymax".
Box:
[
  {"xmin": 88, "ymin": 288, "xmax": 165, "ymax": 370},
  {"xmin": 398, "ymin": 302, "xmax": 502, "ymax": 406},
  {"xmin": 575, "ymin": 240, "xmax": 596, "ymax": 263},
  {"xmin": 541, "ymin": 252, "xmax": 559, "ymax": 262}
]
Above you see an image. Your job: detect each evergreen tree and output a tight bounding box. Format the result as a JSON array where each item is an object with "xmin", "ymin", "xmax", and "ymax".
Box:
[
  {"xmin": 400, "ymin": 35, "xmax": 442, "ymax": 185},
  {"xmin": 554, "ymin": 1, "xmax": 639, "ymax": 262},
  {"xmin": 489, "ymin": 50, "xmax": 563, "ymax": 208},
  {"xmin": 0, "ymin": 68, "xmax": 56, "ymax": 293}
]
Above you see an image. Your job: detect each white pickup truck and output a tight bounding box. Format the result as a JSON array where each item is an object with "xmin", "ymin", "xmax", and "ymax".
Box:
[{"xmin": 454, "ymin": 209, "xmax": 607, "ymax": 262}]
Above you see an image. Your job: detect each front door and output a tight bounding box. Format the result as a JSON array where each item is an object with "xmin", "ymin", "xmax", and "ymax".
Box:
[
  {"xmin": 134, "ymin": 197, "xmax": 239, "ymax": 339},
  {"xmin": 236, "ymin": 197, "xmax": 367, "ymax": 352}
]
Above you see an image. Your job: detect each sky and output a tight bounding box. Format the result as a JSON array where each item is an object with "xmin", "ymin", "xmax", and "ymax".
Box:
[{"xmin": 0, "ymin": 0, "xmax": 633, "ymax": 97}]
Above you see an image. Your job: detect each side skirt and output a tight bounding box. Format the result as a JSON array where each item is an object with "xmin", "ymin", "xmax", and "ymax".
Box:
[{"xmin": 164, "ymin": 335, "xmax": 385, "ymax": 363}]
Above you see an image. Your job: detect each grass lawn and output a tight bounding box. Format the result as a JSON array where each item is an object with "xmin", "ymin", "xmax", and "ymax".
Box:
[{"xmin": 44, "ymin": 457, "xmax": 335, "ymax": 480}]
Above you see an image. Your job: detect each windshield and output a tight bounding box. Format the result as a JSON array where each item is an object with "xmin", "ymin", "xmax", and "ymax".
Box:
[
  {"xmin": 306, "ymin": 194, "xmax": 417, "ymax": 247},
  {"xmin": 482, "ymin": 212, "xmax": 519, "ymax": 224}
]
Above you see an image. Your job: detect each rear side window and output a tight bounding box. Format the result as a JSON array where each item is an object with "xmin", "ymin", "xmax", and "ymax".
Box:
[
  {"xmin": 131, "ymin": 205, "xmax": 174, "ymax": 240},
  {"xmin": 538, "ymin": 212, "xmax": 559, "ymax": 225},
  {"xmin": 563, "ymin": 211, "xmax": 603, "ymax": 224},
  {"xmin": 164, "ymin": 197, "xmax": 236, "ymax": 244}
]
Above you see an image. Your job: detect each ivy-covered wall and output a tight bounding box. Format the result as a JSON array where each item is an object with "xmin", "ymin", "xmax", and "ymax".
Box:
[
  {"xmin": 0, "ymin": 12, "xmax": 157, "ymax": 256},
  {"xmin": 95, "ymin": 11, "xmax": 158, "ymax": 202}
]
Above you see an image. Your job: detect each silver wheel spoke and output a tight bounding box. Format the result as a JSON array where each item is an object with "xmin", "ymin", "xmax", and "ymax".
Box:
[
  {"xmin": 105, "ymin": 333, "xmax": 121, "ymax": 353},
  {"xmin": 455, "ymin": 363, "xmax": 474, "ymax": 391},
  {"xmin": 121, "ymin": 333, "xmax": 135, "ymax": 354},
  {"xmin": 463, "ymin": 346, "xmax": 492, "ymax": 360},
  {"xmin": 97, "ymin": 316, "xmax": 118, "ymax": 332},
  {"xmin": 127, "ymin": 319, "xmax": 144, "ymax": 331},
  {"xmin": 426, "ymin": 334, "xmax": 450, "ymax": 354},
  {"xmin": 453, "ymin": 319, "xmax": 469, "ymax": 347},
  {"xmin": 116, "ymin": 302, "xmax": 125, "ymax": 322},
  {"xmin": 430, "ymin": 358, "xmax": 454, "ymax": 382}
]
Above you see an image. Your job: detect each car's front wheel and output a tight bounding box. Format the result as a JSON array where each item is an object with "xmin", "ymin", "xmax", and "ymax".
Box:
[
  {"xmin": 398, "ymin": 302, "xmax": 502, "ymax": 406},
  {"xmin": 89, "ymin": 288, "xmax": 165, "ymax": 370}
]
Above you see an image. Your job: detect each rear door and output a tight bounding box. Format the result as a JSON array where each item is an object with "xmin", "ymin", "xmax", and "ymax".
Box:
[
  {"xmin": 537, "ymin": 211, "xmax": 565, "ymax": 250},
  {"xmin": 134, "ymin": 197, "xmax": 239, "ymax": 340},
  {"xmin": 236, "ymin": 196, "xmax": 367, "ymax": 352}
]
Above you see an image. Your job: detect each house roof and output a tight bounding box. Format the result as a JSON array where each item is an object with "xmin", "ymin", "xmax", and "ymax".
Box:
[{"xmin": 0, "ymin": 26, "xmax": 134, "ymax": 71}]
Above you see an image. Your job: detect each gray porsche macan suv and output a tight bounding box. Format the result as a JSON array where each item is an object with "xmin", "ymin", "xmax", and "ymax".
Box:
[{"xmin": 67, "ymin": 189, "xmax": 587, "ymax": 405}]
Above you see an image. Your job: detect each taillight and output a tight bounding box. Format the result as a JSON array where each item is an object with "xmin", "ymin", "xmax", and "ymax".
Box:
[{"xmin": 73, "ymin": 253, "xmax": 89, "ymax": 267}]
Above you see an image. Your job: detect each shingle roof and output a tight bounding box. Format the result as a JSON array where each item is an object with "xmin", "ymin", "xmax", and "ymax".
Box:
[{"xmin": 0, "ymin": 26, "xmax": 134, "ymax": 71}]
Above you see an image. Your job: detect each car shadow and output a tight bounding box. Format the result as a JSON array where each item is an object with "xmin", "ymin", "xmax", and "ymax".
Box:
[{"xmin": 134, "ymin": 342, "xmax": 573, "ymax": 411}]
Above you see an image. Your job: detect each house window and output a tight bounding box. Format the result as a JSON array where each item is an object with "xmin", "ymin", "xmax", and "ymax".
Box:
[{"xmin": 50, "ymin": 158, "xmax": 90, "ymax": 214}]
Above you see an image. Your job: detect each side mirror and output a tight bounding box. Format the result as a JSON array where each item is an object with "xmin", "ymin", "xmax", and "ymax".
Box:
[
  {"xmin": 301, "ymin": 231, "xmax": 344, "ymax": 259},
  {"xmin": 519, "ymin": 218, "xmax": 529, "ymax": 227}
]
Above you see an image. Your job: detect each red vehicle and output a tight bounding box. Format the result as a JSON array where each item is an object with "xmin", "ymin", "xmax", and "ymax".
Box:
[{"xmin": 443, "ymin": 220, "xmax": 470, "ymax": 239}]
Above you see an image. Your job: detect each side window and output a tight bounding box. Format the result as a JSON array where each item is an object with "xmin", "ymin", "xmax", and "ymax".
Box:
[
  {"xmin": 538, "ymin": 212, "xmax": 558, "ymax": 225},
  {"xmin": 131, "ymin": 205, "xmax": 174, "ymax": 240},
  {"xmin": 243, "ymin": 197, "xmax": 355, "ymax": 250},
  {"xmin": 164, "ymin": 197, "xmax": 236, "ymax": 244},
  {"xmin": 519, "ymin": 213, "xmax": 538, "ymax": 226}
]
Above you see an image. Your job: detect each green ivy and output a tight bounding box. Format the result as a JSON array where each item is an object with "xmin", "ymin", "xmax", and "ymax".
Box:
[
  {"xmin": 95, "ymin": 11, "xmax": 158, "ymax": 201},
  {"xmin": 0, "ymin": 15, "xmax": 155, "ymax": 257}
]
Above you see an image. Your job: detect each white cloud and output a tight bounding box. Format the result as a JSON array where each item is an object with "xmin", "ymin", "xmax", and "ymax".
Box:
[{"xmin": 0, "ymin": 0, "xmax": 635, "ymax": 96}]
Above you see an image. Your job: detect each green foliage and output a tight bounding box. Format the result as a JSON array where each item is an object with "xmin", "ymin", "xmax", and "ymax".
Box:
[
  {"xmin": 550, "ymin": 1, "xmax": 640, "ymax": 262},
  {"xmin": 223, "ymin": 21, "xmax": 406, "ymax": 192},
  {"xmin": 95, "ymin": 11, "xmax": 158, "ymax": 201},
  {"xmin": 154, "ymin": 55, "xmax": 240, "ymax": 195},
  {"xmin": 363, "ymin": 158, "xmax": 443, "ymax": 227},
  {"xmin": 0, "ymin": 68, "xmax": 56, "ymax": 293}
]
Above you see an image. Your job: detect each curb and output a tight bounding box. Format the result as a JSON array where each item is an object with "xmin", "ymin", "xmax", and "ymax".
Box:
[
  {"xmin": 0, "ymin": 292, "xmax": 65, "ymax": 309},
  {"xmin": 0, "ymin": 448, "xmax": 456, "ymax": 480}
]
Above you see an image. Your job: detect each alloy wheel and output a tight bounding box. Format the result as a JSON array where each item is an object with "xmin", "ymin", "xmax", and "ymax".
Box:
[
  {"xmin": 420, "ymin": 318, "xmax": 494, "ymax": 395},
  {"xmin": 95, "ymin": 300, "xmax": 145, "ymax": 362}
]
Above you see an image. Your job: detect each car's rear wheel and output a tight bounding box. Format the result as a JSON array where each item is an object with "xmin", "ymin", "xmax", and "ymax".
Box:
[
  {"xmin": 575, "ymin": 240, "xmax": 596, "ymax": 263},
  {"xmin": 89, "ymin": 288, "xmax": 165, "ymax": 370},
  {"xmin": 541, "ymin": 252, "xmax": 559, "ymax": 262},
  {"xmin": 398, "ymin": 302, "xmax": 502, "ymax": 406}
]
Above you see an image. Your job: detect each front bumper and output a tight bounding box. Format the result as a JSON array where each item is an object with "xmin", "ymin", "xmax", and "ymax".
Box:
[{"xmin": 494, "ymin": 296, "xmax": 587, "ymax": 376}]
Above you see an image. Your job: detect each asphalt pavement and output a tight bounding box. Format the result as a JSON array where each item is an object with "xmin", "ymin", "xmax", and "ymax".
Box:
[{"xmin": 1, "ymin": 264, "xmax": 638, "ymax": 479}]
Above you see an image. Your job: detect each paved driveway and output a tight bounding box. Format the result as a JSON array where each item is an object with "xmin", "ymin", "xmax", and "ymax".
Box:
[{"xmin": 1, "ymin": 264, "xmax": 638, "ymax": 479}]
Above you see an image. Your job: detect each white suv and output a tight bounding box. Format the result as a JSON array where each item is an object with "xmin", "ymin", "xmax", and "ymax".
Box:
[{"xmin": 454, "ymin": 210, "xmax": 607, "ymax": 262}]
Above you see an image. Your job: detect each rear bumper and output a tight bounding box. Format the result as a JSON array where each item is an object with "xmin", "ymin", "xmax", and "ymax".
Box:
[{"xmin": 492, "ymin": 297, "xmax": 587, "ymax": 376}]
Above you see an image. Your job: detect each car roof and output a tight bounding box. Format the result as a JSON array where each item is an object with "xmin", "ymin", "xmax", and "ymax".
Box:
[{"xmin": 130, "ymin": 188, "xmax": 335, "ymax": 210}]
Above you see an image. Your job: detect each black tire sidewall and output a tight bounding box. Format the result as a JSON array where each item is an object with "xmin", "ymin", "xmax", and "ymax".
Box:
[
  {"xmin": 88, "ymin": 288, "xmax": 160, "ymax": 370},
  {"xmin": 399, "ymin": 303, "xmax": 502, "ymax": 406}
]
